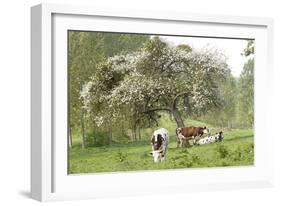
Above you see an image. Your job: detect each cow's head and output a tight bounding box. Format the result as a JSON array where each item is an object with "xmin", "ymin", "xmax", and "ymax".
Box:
[
  {"xmin": 202, "ymin": 126, "xmax": 209, "ymax": 134},
  {"xmin": 176, "ymin": 128, "xmax": 182, "ymax": 135},
  {"xmin": 151, "ymin": 134, "xmax": 163, "ymax": 150},
  {"xmin": 150, "ymin": 150, "xmax": 163, "ymax": 163},
  {"xmin": 218, "ymin": 131, "xmax": 224, "ymax": 141}
]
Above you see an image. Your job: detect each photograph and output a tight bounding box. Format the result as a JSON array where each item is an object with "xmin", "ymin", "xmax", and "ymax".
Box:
[{"xmin": 67, "ymin": 31, "xmax": 254, "ymax": 174}]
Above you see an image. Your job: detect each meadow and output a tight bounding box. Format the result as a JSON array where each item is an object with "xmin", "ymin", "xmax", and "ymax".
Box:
[{"xmin": 68, "ymin": 117, "xmax": 254, "ymax": 174}]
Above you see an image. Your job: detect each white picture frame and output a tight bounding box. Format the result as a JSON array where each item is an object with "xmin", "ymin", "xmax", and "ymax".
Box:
[{"xmin": 31, "ymin": 3, "xmax": 274, "ymax": 202}]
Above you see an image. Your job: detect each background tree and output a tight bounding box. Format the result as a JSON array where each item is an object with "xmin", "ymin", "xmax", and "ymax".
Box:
[
  {"xmin": 242, "ymin": 40, "xmax": 254, "ymax": 57},
  {"xmin": 238, "ymin": 58, "xmax": 254, "ymax": 127},
  {"xmin": 236, "ymin": 40, "xmax": 254, "ymax": 127},
  {"xmin": 69, "ymin": 32, "xmax": 105, "ymax": 148},
  {"xmin": 198, "ymin": 73, "xmax": 238, "ymax": 128},
  {"xmin": 69, "ymin": 31, "xmax": 149, "ymax": 148}
]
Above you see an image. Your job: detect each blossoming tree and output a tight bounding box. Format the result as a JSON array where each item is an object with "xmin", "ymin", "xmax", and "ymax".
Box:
[{"xmin": 80, "ymin": 37, "xmax": 230, "ymax": 135}]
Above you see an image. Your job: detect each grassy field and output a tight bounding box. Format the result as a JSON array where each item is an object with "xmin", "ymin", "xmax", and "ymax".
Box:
[{"xmin": 68, "ymin": 117, "xmax": 254, "ymax": 174}]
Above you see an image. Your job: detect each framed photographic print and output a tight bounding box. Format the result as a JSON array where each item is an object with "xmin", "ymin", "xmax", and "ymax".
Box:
[{"xmin": 31, "ymin": 3, "xmax": 274, "ymax": 201}]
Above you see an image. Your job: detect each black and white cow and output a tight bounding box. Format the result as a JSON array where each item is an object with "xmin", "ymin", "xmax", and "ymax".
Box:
[
  {"xmin": 194, "ymin": 131, "xmax": 224, "ymax": 145},
  {"xmin": 150, "ymin": 128, "xmax": 169, "ymax": 163}
]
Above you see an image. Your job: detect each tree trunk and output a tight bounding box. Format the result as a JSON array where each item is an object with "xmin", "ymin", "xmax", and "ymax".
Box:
[
  {"xmin": 92, "ymin": 124, "xmax": 97, "ymax": 146},
  {"xmin": 108, "ymin": 123, "xmax": 112, "ymax": 145},
  {"xmin": 131, "ymin": 123, "xmax": 136, "ymax": 142},
  {"xmin": 68, "ymin": 126, "xmax": 72, "ymax": 148},
  {"xmin": 80, "ymin": 109, "xmax": 86, "ymax": 149},
  {"xmin": 171, "ymin": 108, "xmax": 185, "ymax": 128},
  {"xmin": 135, "ymin": 122, "xmax": 141, "ymax": 141},
  {"xmin": 121, "ymin": 121, "xmax": 125, "ymax": 137},
  {"xmin": 93, "ymin": 126, "xmax": 97, "ymax": 146},
  {"xmin": 131, "ymin": 114, "xmax": 137, "ymax": 141},
  {"xmin": 137, "ymin": 124, "xmax": 141, "ymax": 140}
]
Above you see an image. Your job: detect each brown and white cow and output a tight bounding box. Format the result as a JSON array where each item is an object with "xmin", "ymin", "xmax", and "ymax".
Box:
[
  {"xmin": 176, "ymin": 126, "xmax": 209, "ymax": 147},
  {"xmin": 150, "ymin": 128, "xmax": 169, "ymax": 163}
]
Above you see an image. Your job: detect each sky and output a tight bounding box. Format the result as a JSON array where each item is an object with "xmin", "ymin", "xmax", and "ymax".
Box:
[{"xmin": 160, "ymin": 36, "xmax": 249, "ymax": 77}]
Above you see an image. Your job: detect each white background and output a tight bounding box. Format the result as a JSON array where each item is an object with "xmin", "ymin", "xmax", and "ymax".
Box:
[{"xmin": 0, "ymin": 0, "xmax": 280, "ymax": 205}]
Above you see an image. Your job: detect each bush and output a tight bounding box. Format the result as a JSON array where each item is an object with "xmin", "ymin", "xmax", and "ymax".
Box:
[
  {"xmin": 229, "ymin": 144, "xmax": 254, "ymax": 162},
  {"xmin": 215, "ymin": 144, "xmax": 229, "ymax": 158},
  {"xmin": 86, "ymin": 130, "xmax": 111, "ymax": 147},
  {"xmin": 170, "ymin": 150, "xmax": 200, "ymax": 168},
  {"xmin": 115, "ymin": 150, "xmax": 128, "ymax": 162},
  {"xmin": 230, "ymin": 146, "xmax": 243, "ymax": 161},
  {"xmin": 221, "ymin": 160, "xmax": 231, "ymax": 166}
]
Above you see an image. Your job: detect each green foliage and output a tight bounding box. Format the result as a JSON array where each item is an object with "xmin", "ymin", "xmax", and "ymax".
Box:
[
  {"xmin": 192, "ymin": 40, "xmax": 254, "ymax": 129},
  {"xmin": 236, "ymin": 40, "xmax": 254, "ymax": 128},
  {"xmin": 215, "ymin": 144, "xmax": 229, "ymax": 158},
  {"xmin": 237, "ymin": 58, "xmax": 254, "ymax": 127},
  {"xmin": 197, "ymin": 74, "xmax": 238, "ymax": 128},
  {"xmin": 115, "ymin": 150, "xmax": 128, "ymax": 162},
  {"xmin": 68, "ymin": 32, "xmax": 105, "ymax": 128},
  {"xmin": 230, "ymin": 146, "xmax": 243, "ymax": 161},
  {"xmin": 177, "ymin": 44, "xmax": 192, "ymax": 53},
  {"xmin": 68, "ymin": 31, "xmax": 149, "ymax": 147},
  {"xmin": 170, "ymin": 150, "xmax": 200, "ymax": 167},
  {"xmin": 102, "ymin": 33, "xmax": 149, "ymax": 57},
  {"xmin": 229, "ymin": 143, "xmax": 254, "ymax": 161},
  {"xmin": 85, "ymin": 130, "xmax": 110, "ymax": 147},
  {"xmin": 242, "ymin": 40, "xmax": 254, "ymax": 57}
]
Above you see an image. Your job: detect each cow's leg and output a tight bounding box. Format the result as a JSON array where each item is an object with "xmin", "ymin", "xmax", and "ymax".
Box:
[
  {"xmin": 186, "ymin": 139, "xmax": 191, "ymax": 147},
  {"xmin": 179, "ymin": 139, "xmax": 183, "ymax": 148},
  {"xmin": 178, "ymin": 134, "xmax": 185, "ymax": 148},
  {"xmin": 181, "ymin": 139, "xmax": 185, "ymax": 147},
  {"xmin": 178, "ymin": 136, "xmax": 182, "ymax": 148},
  {"xmin": 183, "ymin": 138, "xmax": 187, "ymax": 148},
  {"xmin": 177, "ymin": 137, "xmax": 181, "ymax": 148},
  {"xmin": 180, "ymin": 138, "xmax": 185, "ymax": 148},
  {"xmin": 193, "ymin": 136, "xmax": 198, "ymax": 146},
  {"xmin": 193, "ymin": 138, "xmax": 196, "ymax": 146},
  {"xmin": 161, "ymin": 149, "xmax": 166, "ymax": 161}
]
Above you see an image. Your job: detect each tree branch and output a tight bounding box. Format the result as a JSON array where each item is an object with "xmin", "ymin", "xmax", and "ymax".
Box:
[
  {"xmin": 143, "ymin": 107, "xmax": 172, "ymax": 114},
  {"xmin": 172, "ymin": 92, "xmax": 190, "ymax": 109},
  {"xmin": 147, "ymin": 113, "xmax": 159, "ymax": 127},
  {"xmin": 163, "ymin": 60, "xmax": 176, "ymax": 71},
  {"xmin": 144, "ymin": 96, "xmax": 151, "ymax": 111}
]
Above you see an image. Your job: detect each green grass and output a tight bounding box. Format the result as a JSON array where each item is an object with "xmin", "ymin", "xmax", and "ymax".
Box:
[{"xmin": 68, "ymin": 123, "xmax": 254, "ymax": 174}]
